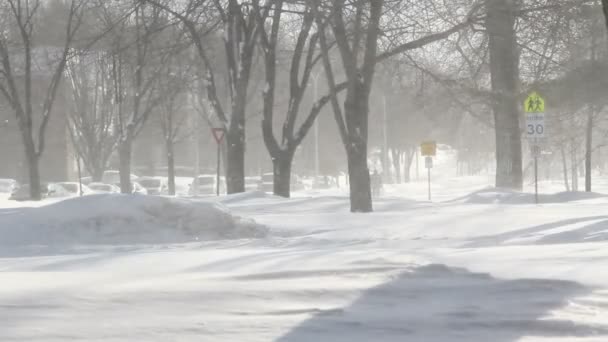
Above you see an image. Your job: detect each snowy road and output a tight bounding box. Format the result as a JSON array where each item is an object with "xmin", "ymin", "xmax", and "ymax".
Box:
[{"xmin": 2, "ymin": 179, "xmax": 608, "ymax": 341}]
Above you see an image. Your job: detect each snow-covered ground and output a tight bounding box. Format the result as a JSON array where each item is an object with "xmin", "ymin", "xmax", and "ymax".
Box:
[{"xmin": 3, "ymin": 167, "xmax": 608, "ymax": 340}]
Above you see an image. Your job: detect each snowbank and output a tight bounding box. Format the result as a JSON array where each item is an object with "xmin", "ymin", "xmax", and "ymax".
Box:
[
  {"xmin": 0, "ymin": 194, "xmax": 267, "ymax": 246},
  {"xmin": 218, "ymin": 190, "xmax": 269, "ymax": 204},
  {"xmin": 451, "ymin": 188, "xmax": 606, "ymax": 204}
]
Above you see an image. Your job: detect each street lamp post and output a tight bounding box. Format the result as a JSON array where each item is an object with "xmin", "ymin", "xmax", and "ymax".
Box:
[{"xmin": 311, "ymin": 72, "xmax": 320, "ymax": 184}]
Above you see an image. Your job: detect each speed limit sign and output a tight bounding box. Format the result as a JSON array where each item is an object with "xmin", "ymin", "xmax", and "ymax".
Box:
[
  {"xmin": 524, "ymin": 92, "xmax": 546, "ymax": 140},
  {"xmin": 526, "ymin": 113, "xmax": 545, "ymax": 139}
]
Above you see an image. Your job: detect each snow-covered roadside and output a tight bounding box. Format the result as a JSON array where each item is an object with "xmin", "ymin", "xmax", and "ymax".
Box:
[
  {"xmin": 2, "ymin": 182, "xmax": 608, "ymax": 341},
  {"xmin": 0, "ymin": 194, "xmax": 267, "ymax": 248}
]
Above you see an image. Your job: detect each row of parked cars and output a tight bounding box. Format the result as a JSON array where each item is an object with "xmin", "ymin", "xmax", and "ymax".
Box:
[
  {"xmin": 0, "ymin": 171, "xmax": 337, "ymax": 201},
  {"xmin": 0, "ymin": 171, "xmax": 161, "ymax": 201}
]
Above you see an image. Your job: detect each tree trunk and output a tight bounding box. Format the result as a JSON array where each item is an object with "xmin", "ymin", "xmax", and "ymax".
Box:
[
  {"xmin": 92, "ymin": 167, "xmax": 104, "ymax": 183},
  {"xmin": 166, "ymin": 139, "xmax": 176, "ymax": 196},
  {"xmin": 603, "ymin": 0, "xmax": 608, "ymax": 34},
  {"xmin": 560, "ymin": 144, "xmax": 570, "ymax": 192},
  {"xmin": 347, "ymin": 145, "xmax": 372, "ymax": 212},
  {"xmin": 342, "ymin": 77, "xmax": 373, "ymax": 212},
  {"xmin": 24, "ymin": 139, "xmax": 41, "ymax": 200},
  {"xmin": 571, "ymin": 141, "xmax": 579, "ymax": 191},
  {"xmin": 391, "ymin": 148, "xmax": 401, "ymax": 184},
  {"xmin": 486, "ymin": 0, "xmax": 523, "ymax": 190},
  {"xmin": 404, "ymin": 152, "xmax": 411, "ymax": 183},
  {"xmin": 404, "ymin": 148, "xmax": 415, "ymax": 183},
  {"xmin": 415, "ymin": 149, "xmax": 419, "ymax": 181},
  {"xmin": 226, "ymin": 132, "xmax": 245, "ymax": 194},
  {"xmin": 585, "ymin": 108, "xmax": 593, "ymax": 192},
  {"xmin": 273, "ymin": 150, "xmax": 294, "ymax": 198},
  {"xmin": 118, "ymin": 139, "xmax": 133, "ymax": 194}
]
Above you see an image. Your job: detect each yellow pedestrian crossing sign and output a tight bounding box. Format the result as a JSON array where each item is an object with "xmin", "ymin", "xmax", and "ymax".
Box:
[{"xmin": 524, "ymin": 92, "xmax": 545, "ymax": 113}]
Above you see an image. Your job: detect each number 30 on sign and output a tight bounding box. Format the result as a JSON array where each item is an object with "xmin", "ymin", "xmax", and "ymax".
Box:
[{"xmin": 526, "ymin": 113, "xmax": 545, "ymax": 139}]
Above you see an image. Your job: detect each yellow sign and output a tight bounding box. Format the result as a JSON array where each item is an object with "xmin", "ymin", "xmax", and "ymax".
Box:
[
  {"xmin": 524, "ymin": 92, "xmax": 545, "ymax": 113},
  {"xmin": 421, "ymin": 141, "xmax": 437, "ymax": 157}
]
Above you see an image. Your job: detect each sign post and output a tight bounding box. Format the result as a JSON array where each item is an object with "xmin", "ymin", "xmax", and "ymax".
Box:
[
  {"xmin": 212, "ymin": 127, "xmax": 226, "ymax": 196},
  {"xmin": 76, "ymin": 155, "xmax": 83, "ymax": 197},
  {"xmin": 421, "ymin": 141, "xmax": 437, "ymax": 201},
  {"xmin": 524, "ymin": 92, "xmax": 546, "ymax": 204}
]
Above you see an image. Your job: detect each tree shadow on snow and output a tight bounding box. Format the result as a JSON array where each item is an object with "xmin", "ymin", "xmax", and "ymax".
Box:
[
  {"xmin": 276, "ymin": 264, "xmax": 607, "ymax": 342},
  {"xmin": 464, "ymin": 216, "xmax": 608, "ymax": 248},
  {"xmin": 444, "ymin": 187, "xmax": 608, "ymax": 205}
]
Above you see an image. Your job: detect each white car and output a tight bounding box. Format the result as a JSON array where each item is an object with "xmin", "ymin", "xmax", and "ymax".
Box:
[
  {"xmin": 48, "ymin": 182, "xmax": 93, "ymax": 198},
  {"xmin": 245, "ymin": 176, "xmax": 261, "ymax": 192},
  {"xmin": 102, "ymin": 170, "xmax": 138, "ymax": 185},
  {"xmin": 189, "ymin": 175, "xmax": 222, "ymax": 195},
  {"xmin": 132, "ymin": 182, "xmax": 148, "ymax": 195},
  {"xmin": 138, "ymin": 177, "xmax": 167, "ymax": 195},
  {"xmin": 88, "ymin": 182, "xmax": 121, "ymax": 193},
  {"xmin": 0, "ymin": 178, "xmax": 19, "ymax": 194},
  {"xmin": 110, "ymin": 182, "xmax": 148, "ymax": 195},
  {"xmin": 258, "ymin": 173, "xmax": 274, "ymax": 193}
]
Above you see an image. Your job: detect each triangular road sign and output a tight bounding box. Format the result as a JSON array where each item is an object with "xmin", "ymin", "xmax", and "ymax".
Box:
[{"xmin": 212, "ymin": 128, "xmax": 226, "ymax": 144}]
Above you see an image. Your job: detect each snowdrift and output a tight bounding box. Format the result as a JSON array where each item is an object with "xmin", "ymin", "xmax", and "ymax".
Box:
[
  {"xmin": 0, "ymin": 194, "xmax": 267, "ymax": 246},
  {"xmin": 451, "ymin": 188, "xmax": 606, "ymax": 204},
  {"xmin": 217, "ymin": 190, "xmax": 269, "ymax": 204}
]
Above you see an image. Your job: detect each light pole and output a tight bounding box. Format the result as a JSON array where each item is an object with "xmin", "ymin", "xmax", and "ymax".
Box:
[
  {"xmin": 189, "ymin": 87, "xmax": 201, "ymax": 196},
  {"xmin": 383, "ymin": 95, "xmax": 389, "ymax": 182},
  {"xmin": 311, "ymin": 72, "xmax": 320, "ymax": 183}
]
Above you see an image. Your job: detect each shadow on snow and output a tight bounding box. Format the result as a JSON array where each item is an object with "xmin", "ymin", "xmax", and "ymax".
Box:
[{"xmin": 276, "ymin": 264, "xmax": 607, "ymax": 342}]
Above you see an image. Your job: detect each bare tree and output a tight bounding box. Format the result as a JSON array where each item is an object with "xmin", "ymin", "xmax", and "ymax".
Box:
[
  {"xmin": 603, "ymin": 0, "xmax": 608, "ymax": 31},
  {"xmin": 98, "ymin": 1, "xmax": 169, "ymax": 193},
  {"xmin": 65, "ymin": 50, "xmax": 119, "ymax": 181},
  {"xmin": 0, "ymin": 0, "xmax": 87, "ymax": 199},
  {"xmin": 157, "ymin": 49, "xmax": 194, "ymax": 196},
  {"xmin": 143, "ymin": 0, "xmax": 265, "ymax": 194},
  {"xmin": 485, "ymin": 0, "xmax": 523, "ymax": 190},
  {"xmin": 313, "ymin": 0, "xmax": 385, "ymax": 212},
  {"xmin": 256, "ymin": 1, "xmax": 339, "ymax": 197},
  {"xmin": 314, "ymin": 0, "xmax": 480, "ymax": 212}
]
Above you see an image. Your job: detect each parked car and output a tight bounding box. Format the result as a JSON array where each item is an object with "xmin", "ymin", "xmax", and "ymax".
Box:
[
  {"xmin": 132, "ymin": 182, "xmax": 148, "ymax": 195},
  {"xmin": 138, "ymin": 177, "xmax": 167, "ymax": 195},
  {"xmin": 9, "ymin": 183, "xmax": 49, "ymax": 201},
  {"xmin": 245, "ymin": 176, "xmax": 261, "ymax": 192},
  {"xmin": 189, "ymin": 175, "xmax": 222, "ymax": 195},
  {"xmin": 109, "ymin": 181, "xmax": 148, "ymax": 195},
  {"xmin": 291, "ymin": 175, "xmax": 306, "ymax": 192},
  {"xmin": 102, "ymin": 170, "xmax": 138, "ymax": 185},
  {"xmin": 0, "ymin": 178, "xmax": 19, "ymax": 194},
  {"xmin": 258, "ymin": 173, "xmax": 274, "ymax": 193},
  {"xmin": 48, "ymin": 182, "xmax": 92, "ymax": 198},
  {"xmin": 312, "ymin": 176, "xmax": 332, "ymax": 189},
  {"xmin": 80, "ymin": 176, "xmax": 93, "ymax": 185},
  {"xmin": 88, "ymin": 182, "xmax": 121, "ymax": 193}
]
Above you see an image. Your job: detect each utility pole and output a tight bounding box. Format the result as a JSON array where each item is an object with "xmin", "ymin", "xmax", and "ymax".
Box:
[
  {"xmin": 190, "ymin": 86, "xmax": 200, "ymax": 196},
  {"xmin": 76, "ymin": 155, "xmax": 83, "ymax": 196},
  {"xmin": 383, "ymin": 95, "xmax": 389, "ymax": 182},
  {"xmin": 312, "ymin": 72, "xmax": 320, "ymax": 182}
]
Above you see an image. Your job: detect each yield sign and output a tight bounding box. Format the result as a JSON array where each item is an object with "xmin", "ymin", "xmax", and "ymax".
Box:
[{"xmin": 212, "ymin": 128, "xmax": 226, "ymax": 144}]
